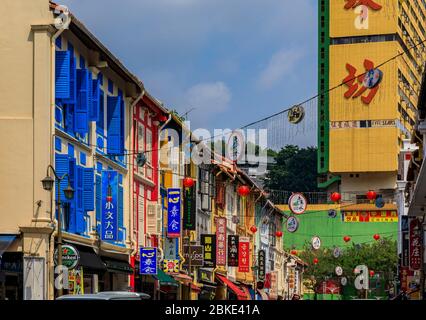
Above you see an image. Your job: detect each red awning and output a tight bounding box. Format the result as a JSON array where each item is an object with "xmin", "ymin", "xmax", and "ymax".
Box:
[
  {"xmin": 241, "ymin": 286, "xmax": 252, "ymax": 300},
  {"xmin": 216, "ymin": 274, "xmax": 248, "ymax": 300},
  {"xmin": 190, "ymin": 283, "xmax": 201, "ymax": 292},
  {"xmin": 171, "ymin": 272, "xmax": 193, "ymax": 285}
]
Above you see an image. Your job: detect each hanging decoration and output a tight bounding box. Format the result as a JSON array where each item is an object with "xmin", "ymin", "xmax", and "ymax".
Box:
[
  {"xmin": 330, "ymin": 192, "xmax": 341, "ymax": 203},
  {"xmin": 286, "ymin": 216, "xmax": 299, "ymax": 233},
  {"xmin": 328, "ymin": 209, "xmax": 337, "ymax": 218},
  {"xmin": 288, "ymin": 192, "xmax": 308, "ymax": 215},
  {"xmin": 275, "ymin": 231, "xmax": 283, "ymax": 238},
  {"xmin": 250, "ymin": 225, "xmax": 258, "ymax": 233},
  {"xmin": 333, "ymin": 247, "xmax": 342, "ymax": 258},
  {"xmin": 183, "ymin": 177, "xmax": 195, "ymax": 188},
  {"xmin": 313, "ymin": 258, "xmax": 319, "ymax": 265},
  {"xmin": 373, "ymin": 234, "xmax": 380, "ymax": 241},
  {"xmin": 366, "ymin": 190, "xmax": 377, "ymax": 201},
  {"xmin": 341, "ymin": 277, "xmax": 348, "ymax": 286},
  {"xmin": 375, "ymin": 196, "xmax": 385, "ymax": 208},
  {"xmin": 311, "ymin": 236, "xmax": 321, "ymax": 250},
  {"xmin": 369, "ymin": 270, "xmax": 375, "ymax": 277},
  {"xmin": 343, "ymin": 236, "xmax": 351, "ymax": 243},
  {"xmin": 290, "ymin": 250, "xmax": 298, "ymax": 255},
  {"xmin": 287, "ymin": 105, "xmax": 305, "ymax": 124},
  {"xmin": 237, "ymin": 185, "xmax": 250, "ymax": 197},
  {"xmin": 335, "ymin": 266, "xmax": 343, "ymax": 276}
]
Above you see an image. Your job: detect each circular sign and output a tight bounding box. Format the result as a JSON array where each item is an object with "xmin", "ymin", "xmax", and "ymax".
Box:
[
  {"xmin": 328, "ymin": 209, "xmax": 337, "ymax": 218},
  {"xmin": 341, "ymin": 277, "xmax": 348, "ymax": 286},
  {"xmin": 288, "ymin": 193, "xmax": 308, "ymax": 215},
  {"xmin": 311, "ymin": 236, "xmax": 321, "ymax": 250},
  {"xmin": 288, "ymin": 105, "xmax": 305, "ymax": 124},
  {"xmin": 286, "ymin": 216, "xmax": 299, "ymax": 233},
  {"xmin": 375, "ymin": 196, "xmax": 385, "ymax": 209},
  {"xmin": 335, "ymin": 266, "xmax": 343, "ymax": 276},
  {"xmin": 363, "ymin": 68, "xmax": 383, "ymax": 89},
  {"xmin": 54, "ymin": 244, "xmax": 80, "ymax": 270},
  {"xmin": 333, "ymin": 247, "xmax": 342, "ymax": 258}
]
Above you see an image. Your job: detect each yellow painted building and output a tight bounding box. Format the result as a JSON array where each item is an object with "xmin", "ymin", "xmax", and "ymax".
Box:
[{"xmin": 318, "ymin": 0, "xmax": 425, "ymax": 194}]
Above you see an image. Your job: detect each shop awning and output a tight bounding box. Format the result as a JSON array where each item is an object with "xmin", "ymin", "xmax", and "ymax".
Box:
[
  {"xmin": 0, "ymin": 234, "xmax": 18, "ymax": 255},
  {"xmin": 191, "ymin": 283, "xmax": 202, "ymax": 292},
  {"xmin": 102, "ymin": 258, "xmax": 134, "ymax": 274},
  {"xmin": 156, "ymin": 269, "xmax": 179, "ymax": 287},
  {"xmin": 216, "ymin": 274, "xmax": 248, "ymax": 300},
  {"xmin": 171, "ymin": 272, "xmax": 193, "ymax": 285},
  {"xmin": 77, "ymin": 249, "xmax": 107, "ymax": 272}
]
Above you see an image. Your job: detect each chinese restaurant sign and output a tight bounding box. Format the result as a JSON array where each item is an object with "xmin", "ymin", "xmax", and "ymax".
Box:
[
  {"xmin": 343, "ymin": 210, "xmax": 398, "ymax": 222},
  {"xmin": 163, "ymin": 259, "xmax": 179, "ymax": 273},
  {"xmin": 409, "ymin": 218, "xmax": 423, "ymax": 271},
  {"xmin": 238, "ymin": 237, "xmax": 250, "ymax": 273},
  {"xmin": 164, "ymin": 237, "xmax": 179, "ymax": 260},
  {"xmin": 183, "ymin": 245, "xmax": 204, "ymax": 267},
  {"xmin": 201, "ymin": 234, "xmax": 216, "ymax": 268},
  {"xmin": 140, "ymin": 247, "xmax": 157, "ymax": 275},
  {"xmin": 227, "ymin": 235, "xmax": 239, "ymax": 267},
  {"xmin": 167, "ymin": 188, "xmax": 181, "ymax": 237},
  {"xmin": 258, "ymin": 249, "xmax": 266, "ymax": 281},
  {"xmin": 101, "ymin": 170, "xmax": 118, "ymax": 241},
  {"xmin": 401, "ymin": 216, "xmax": 409, "ymax": 267},
  {"xmin": 183, "ymin": 187, "xmax": 196, "ymax": 230},
  {"xmin": 216, "ymin": 217, "xmax": 227, "ymax": 266}
]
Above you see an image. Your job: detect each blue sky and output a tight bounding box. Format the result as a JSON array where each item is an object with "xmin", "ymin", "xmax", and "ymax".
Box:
[{"xmin": 61, "ymin": 0, "xmax": 318, "ymax": 147}]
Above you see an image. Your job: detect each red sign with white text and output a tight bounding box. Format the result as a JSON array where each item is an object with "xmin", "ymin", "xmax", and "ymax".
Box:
[
  {"xmin": 216, "ymin": 217, "xmax": 227, "ymax": 266},
  {"xmin": 238, "ymin": 237, "xmax": 250, "ymax": 273}
]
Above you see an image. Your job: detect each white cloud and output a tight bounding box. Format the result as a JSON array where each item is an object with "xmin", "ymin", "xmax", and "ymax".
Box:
[
  {"xmin": 182, "ymin": 82, "xmax": 232, "ymax": 128},
  {"xmin": 258, "ymin": 48, "xmax": 304, "ymax": 89}
]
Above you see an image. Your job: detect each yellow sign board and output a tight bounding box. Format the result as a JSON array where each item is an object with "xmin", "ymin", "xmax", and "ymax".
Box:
[
  {"xmin": 343, "ymin": 210, "xmax": 398, "ymax": 222},
  {"xmin": 330, "ymin": 0, "xmax": 397, "ymax": 38}
]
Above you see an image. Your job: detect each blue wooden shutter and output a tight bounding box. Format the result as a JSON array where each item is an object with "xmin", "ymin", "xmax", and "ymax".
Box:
[
  {"xmin": 75, "ymin": 69, "xmax": 89, "ymax": 134},
  {"xmin": 68, "ymin": 157, "xmax": 77, "ymax": 233},
  {"xmin": 54, "ymin": 153, "xmax": 69, "ymax": 202},
  {"xmin": 83, "ymin": 167, "xmax": 95, "ymax": 211},
  {"xmin": 89, "ymin": 77, "xmax": 101, "ymax": 121},
  {"xmin": 64, "ymin": 55, "xmax": 77, "ymax": 104},
  {"xmin": 97, "ymin": 90, "xmax": 105, "ymax": 133},
  {"xmin": 55, "ymin": 51, "xmax": 71, "ymax": 99},
  {"xmin": 75, "ymin": 165, "xmax": 85, "ymax": 234},
  {"xmin": 107, "ymin": 96, "xmax": 122, "ymax": 154},
  {"xmin": 118, "ymin": 185, "xmax": 124, "ymax": 241}
]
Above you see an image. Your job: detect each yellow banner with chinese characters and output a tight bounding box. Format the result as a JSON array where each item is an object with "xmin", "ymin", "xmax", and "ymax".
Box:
[{"xmin": 343, "ymin": 210, "xmax": 398, "ymax": 222}]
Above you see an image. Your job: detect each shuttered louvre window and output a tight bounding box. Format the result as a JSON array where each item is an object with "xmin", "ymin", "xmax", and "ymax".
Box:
[
  {"xmin": 138, "ymin": 189, "xmax": 145, "ymax": 246},
  {"xmin": 95, "ymin": 174, "xmax": 101, "ymax": 230},
  {"xmin": 75, "ymin": 69, "xmax": 89, "ymax": 134},
  {"xmin": 83, "ymin": 168, "xmax": 95, "ymax": 211},
  {"xmin": 97, "ymin": 90, "xmax": 105, "ymax": 134},
  {"xmin": 107, "ymin": 96, "xmax": 122, "ymax": 154},
  {"xmin": 64, "ymin": 55, "xmax": 77, "ymax": 104},
  {"xmin": 147, "ymin": 202, "xmax": 157, "ymax": 235},
  {"xmin": 75, "ymin": 166, "xmax": 85, "ymax": 234},
  {"xmin": 89, "ymin": 77, "xmax": 101, "ymax": 121},
  {"xmin": 117, "ymin": 185, "xmax": 124, "ymax": 241},
  {"xmin": 55, "ymin": 153, "xmax": 69, "ymax": 203},
  {"xmin": 156, "ymin": 204, "xmax": 163, "ymax": 235},
  {"xmin": 55, "ymin": 50, "xmax": 71, "ymax": 99},
  {"xmin": 68, "ymin": 158, "xmax": 77, "ymax": 233}
]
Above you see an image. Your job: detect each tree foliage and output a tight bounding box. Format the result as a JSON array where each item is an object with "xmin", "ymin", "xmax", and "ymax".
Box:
[{"xmin": 266, "ymin": 145, "xmax": 318, "ymax": 192}]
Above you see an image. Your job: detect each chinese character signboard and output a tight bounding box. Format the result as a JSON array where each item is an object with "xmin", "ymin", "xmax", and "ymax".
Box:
[
  {"xmin": 238, "ymin": 237, "xmax": 250, "ymax": 273},
  {"xmin": 401, "ymin": 216, "xmax": 409, "ymax": 267},
  {"xmin": 269, "ymin": 271, "xmax": 278, "ymax": 300},
  {"xmin": 258, "ymin": 249, "xmax": 266, "ymax": 281},
  {"xmin": 227, "ymin": 235, "xmax": 239, "ymax": 267},
  {"xmin": 163, "ymin": 259, "xmax": 179, "ymax": 273},
  {"xmin": 216, "ymin": 217, "xmax": 227, "ymax": 266},
  {"xmin": 164, "ymin": 237, "xmax": 179, "ymax": 260},
  {"xmin": 140, "ymin": 247, "xmax": 157, "ymax": 275},
  {"xmin": 183, "ymin": 187, "xmax": 196, "ymax": 230},
  {"xmin": 201, "ymin": 234, "xmax": 216, "ymax": 268},
  {"xmin": 183, "ymin": 245, "xmax": 204, "ymax": 267},
  {"xmin": 167, "ymin": 188, "xmax": 181, "ymax": 237},
  {"xmin": 101, "ymin": 170, "xmax": 118, "ymax": 241},
  {"xmin": 409, "ymin": 218, "xmax": 423, "ymax": 271},
  {"xmin": 343, "ymin": 210, "xmax": 398, "ymax": 222}
]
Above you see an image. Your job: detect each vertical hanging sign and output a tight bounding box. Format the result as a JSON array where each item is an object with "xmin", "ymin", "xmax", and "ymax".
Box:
[
  {"xmin": 227, "ymin": 235, "xmax": 239, "ymax": 267},
  {"xmin": 216, "ymin": 217, "xmax": 227, "ymax": 266},
  {"xmin": 183, "ymin": 187, "xmax": 196, "ymax": 230},
  {"xmin": 167, "ymin": 188, "xmax": 181, "ymax": 238},
  {"xmin": 201, "ymin": 234, "xmax": 216, "ymax": 268},
  {"xmin": 238, "ymin": 237, "xmax": 250, "ymax": 272},
  {"xmin": 258, "ymin": 249, "xmax": 266, "ymax": 281},
  {"xmin": 401, "ymin": 216, "xmax": 409, "ymax": 267},
  {"xmin": 140, "ymin": 247, "xmax": 157, "ymax": 275},
  {"xmin": 409, "ymin": 218, "xmax": 423, "ymax": 271},
  {"xmin": 101, "ymin": 170, "xmax": 118, "ymax": 241}
]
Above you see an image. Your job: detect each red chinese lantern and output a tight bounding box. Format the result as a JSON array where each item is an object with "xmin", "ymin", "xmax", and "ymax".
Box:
[
  {"xmin": 313, "ymin": 258, "xmax": 319, "ymax": 265},
  {"xmin": 369, "ymin": 270, "xmax": 375, "ymax": 277},
  {"xmin": 343, "ymin": 236, "xmax": 351, "ymax": 243},
  {"xmin": 106, "ymin": 195, "xmax": 112, "ymax": 202},
  {"xmin": 183, "ymin": 177, "xmax": 195, "ymax": 188},
  {"xmin": 276, "ymin": 231, "xmax": 283, "ymax": 238},
  {"xmin": 366, "ymin": 190, "xmax": 377, "ymax": 201},
  {"xmin": 237, "ymin": 185, "xmax": 250, "ymax": 197},
  {"xmin": 159, "ymin": 114, "xmax": 168, "ymax": 122},
  {"xmin": 330, "ymin": 192, "xmax": 341, "ymax": 203},
  {"xmin": 373, "ymin": 234, "xmax": 380, "ymax": 241},
  {"xmin": 250, "ymin": 225, "xmax": 258, "ymax": 233},
  {"xmin": 290, "ymin": 250, "xmax": 298, "ymax": 255}
]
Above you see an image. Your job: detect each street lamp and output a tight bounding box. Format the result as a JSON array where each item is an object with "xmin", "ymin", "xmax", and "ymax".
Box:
[{"xmin": 42, "ymin": 165, "xmax": 74, "ymax": 297}]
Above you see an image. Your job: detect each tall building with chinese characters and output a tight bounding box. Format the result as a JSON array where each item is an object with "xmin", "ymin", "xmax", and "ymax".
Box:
[{"xmin": 318, "ymin": 0, "xmax": 426, "ymax": 200}]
